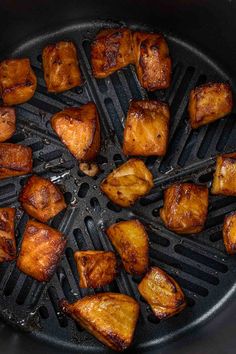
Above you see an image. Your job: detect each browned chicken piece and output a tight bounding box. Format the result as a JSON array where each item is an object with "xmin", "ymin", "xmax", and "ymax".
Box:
[
  {"xmin": 132, "ymin": 31, "xmax": 171, "ymax": 91},
  {"xmin": 0, "ymin": 107, "xmax": 16, "ymax": 142},
  {"xmin": 0, "ymin": 143, "xmax": 32, "ymax": 180},
  {"xmin": 60, "ymin": 293, "xmax": 139, "ymax": 351},
  {"xmin": 100, "ymin": 158, "xmax": 154, "ymax": 207},
  {"xmin": 123, "ymin": 100, "xmax": 170, "ymax": 156},
  {"xmin": 19, "ymin": 175, "xmax": 66, "ymax": 223},
  {"xmin": 91, "ymin": 28, "xmax": 134, "ymax": 79},
  {"xmin": 188, "ymin": 82, "xmax": 233, "ymax": 129},
  {"xmin": 223, "ymin": 212, "xmax": 236, "ymax": 255},
  {"xmin": 51, "ymin": 102, "xmax": 100, "ymax": 161},
  {"xmin": 160, "ymin": 183, "xmax": 209, "ymax": 234},
  {"xmin": 42, "ymin": 41, "xmax": 82, "ymax": 93},
  {"xmin": 138, "ymin": 267, "xmax": 186, "ymax": 319},
  {"xmin": 0, "ymin": 58, "xmax": 37, "ymax": 105},
  {"xmin": 106, "ymin": 219, "xmax": 149, "ymax": 275},
  {"xmin": 0, "ymin": 208, "xmax": 16, "ymax": 263},
  {"xmin": 74, "ymin": 250, "xmax": 117, "ymax": 288},
  {"xmin": 211, "ymin": 153, "xmax": 236, "ymax": 195},
  {"xmin": 17, "ymin": 220, "xmax": 66, "ymax": 282}
]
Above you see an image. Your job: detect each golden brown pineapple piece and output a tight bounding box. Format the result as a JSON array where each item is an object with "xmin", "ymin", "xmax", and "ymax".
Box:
[
  {"xmin": 106, "ymin": 219, "xmax": 149, "ymax": 275},
  {"xmin": 138, "ymin": 267, "xmax": 186, "ymax": 319},
  {"xmin": 0, "ymin": 208, "xmax": 16, "ymax": 263},
  {"xmin": 0, "ymin": 107, "xmax": 16, "ymax": 142},
  {"xmin": 74, "ymin": 250, "xmax": 117, "ymax": 288},
  {"xmin": 42, "ymin": 41, "xmax": 82, "ymax": 93},
  {"xmin": 132, "ymin": 32, "xmax": 171, "ymax": 91},
  {"xmin": 60, "ymin": 293, "xmax": 139, "ymax": 351},
  {"xmin": 100, "ymin": 159, "xmax": 153, "ymax": 207},
  {"xmin": 188, "ymin": 82, "xmax": 233, "ymax": 129},
  {"xmin": 123, "ymin": 100, "xmax": 170, "ymax": 156},
  {"xmin": 17, "ymin": 220, "xmax": 66, "ymax": 282},
  {"xmin": 19, "ymin": 175, "xmax": 66, "ymax": 223},
  {"xmin": 160, "ymin": 183, "xmax": 209, "ymax": 234},
  {"xmin": 0, "ymin": 58, "xmax": 37, "ymax": 105},
  {"xmin": 51, "ymin": 103, "xmax": 100, "ymax": 161},
  {"xmin": 211, "ymin": 153, "xmax": 236, "ymax": 195},
  {"xmin": 223, "ymin": 212, "xmax": 236, "ymax": 255},
  {"xmin": 91, "ymin": 28, "xmax": 134, "ymax": 78},
  {"xmin": 0, "ymin": 143, "xmax": 32, "ymax": 180}
]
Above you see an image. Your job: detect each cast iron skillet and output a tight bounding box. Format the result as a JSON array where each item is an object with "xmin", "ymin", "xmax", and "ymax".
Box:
[{"xmin": 0, "ymin": 1, "xmax": 236, "ymax": 353}]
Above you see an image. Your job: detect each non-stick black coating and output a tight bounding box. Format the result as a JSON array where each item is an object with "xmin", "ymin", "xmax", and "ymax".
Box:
[{"xmin": 1, "ymin": 1, "xmax": 236, "ymax": 354}]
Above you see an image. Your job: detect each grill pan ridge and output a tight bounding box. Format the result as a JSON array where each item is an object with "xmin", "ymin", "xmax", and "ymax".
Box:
[{"xmin": 0, "ymin": 20, "xmax": 236, "ymax": 353}]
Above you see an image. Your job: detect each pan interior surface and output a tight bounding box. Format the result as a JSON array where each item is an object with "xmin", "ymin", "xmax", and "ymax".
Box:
[{"xmin": 0, "ymin": 21, "xmax": 236, "ymax": 353}]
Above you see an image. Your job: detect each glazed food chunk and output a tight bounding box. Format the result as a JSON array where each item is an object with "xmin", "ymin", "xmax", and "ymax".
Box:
[
  {"xmin": 0, "ymin": 58, "xmax": 37, "ymax": 105},
  {"xmin": 0, "ymin": 107, "xmax": 16, "ymax": 142},
  {"xmin": 19, "ymin": 175, "xmax": 66, "ymax": 223},
  {"xmin": 0, "ymin": 208, "xmax": 16, "ymax": 263},
  {"xmin": 51, "ymin": 102, "xmax": 100, "ymax": 161},
  {"xmin": 17, "ymin": 220, "xmax": 66, "ymax": 282},
  {"xmin": 91, "ymin": 28, "xmax": 134, "ymax": 78},
  {"xmin": 133, "ymin": 31, "xmax": 171, "ymax": 91},
  {"xmin": 42, "ymin": 41, "xmax": 82, "ymax": 93},
  {"xmin": 138, "ymin": 267, "xmax": 186, "ymax": 319},
  {"xmin": 123, "ymin": 100, "xmax": 170, "ymax": 156},
  {"xmin": 223, "ymin": 212, "xmax": 236, "ymax": 254},
  {"xmin": 100, "ymin": 158, "xmax": 154, "ymax": 207},
  {"xmin": 60, "ymin": 293, "xmax": 139, "ymax": 351},
  {"xmin": 224, "ymin": 210, "xmax": 236, "ymax": 255},
  {"xmin": 160, "ymin": 183, "xmax": 209, "ymax": 234},
  {"xmin": 211, "ymin": 153, "xmax": 236, "ymax": 195},
  {"xmin": 0, "ymin": 143, "xmax": 32, "ymax": 179},
  {"xmin": 106, "ymin": 219, "xmax": 148, "ymax": 275},
  {"xmin": 74, "ymin": 250, "xmax": 117, "ymax": 288},
  {"xmin": 188, "ymin": 82, "xmax": 233, "ymax": 129}
]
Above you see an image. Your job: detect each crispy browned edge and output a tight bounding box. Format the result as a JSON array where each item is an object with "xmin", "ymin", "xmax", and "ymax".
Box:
[
  {"xmin": 106, "ymin": 219, "xmax": 149, "ymax": 275},
  {"xmin": 59, "ymin": 293, "xmax": 140, "ymax": 351},
  {"xmin": 19, "ymin": 175, "xmax": 67, "ymax": 222},
  {"xmin": 188, "ymin": 82, "xmax": 233, "ymax": 129},
  {"xmin": 51, "ymin": 102, "xmax": 100, "ymax": 161},
  {"xmin": 74, "ymin": 250, "xmax": 118, "ymax": 288},
  {"xmin": 223, "ymin": 211, "xmax": 236, "ymax": 254},
  {"xmin": 138, "ymin": 266, "xmax": 187, "ymax": 319},
  {"xmin": 17, "ymin": 220, "xmax": 67, "ymax": 282}
]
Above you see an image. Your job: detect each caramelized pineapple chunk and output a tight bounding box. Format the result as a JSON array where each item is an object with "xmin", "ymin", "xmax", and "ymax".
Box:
[
  {"xmin": 0, "ymin": 107, "xmax": 16, "ymax": 142},
  {"xmin": 60, "ymin": 293, "xmax": 139, "ymax": 351},
  {"xmin": 17, "ymin": 220, "xmax": 66, "ymax": 282},
  {"xmin": 223, "ymin": 212, "xmax": 236, "ymax": 254},
  {"xmin": 123, "ymin": 100, "xmax": 170, "ymax": 156},
  {"xmin": 138, "ymin": 267, "xmax": 186, "ymax": 319},
  {"xmin": 160, "ymin": 183, "xmax": 209, "ymax": 234},
  {"xmin": 42, "ymin": 41, "xmax": 82, "ymax": 93},
  {"xmin": 0, "ymin": 208, "xmax": 16, "ymax": 263},
  {"xmin": 100, "ymin": 158, "xmax": 154, "ymax": 207},
  {"xmin": 91, "ymin": 28, "xmax": 134, "ymax": 78},
  {"xmin": 74, "ymin": 250, "xmax": 117, "ymax": 288},
  {"xmin": 19, "ymin": 175, "xmax": 66, "ymax": 223},
  {"xmin": 0, "ymin": 58, "xmax": 37, "ymax": 105},
  {"xmin": 188, "ymin": 82, "xmax": 233, "ymax": 129},
  {"xmin": 106, "ymin": 219, "xmax": 149, "ymax": 275},
  {"xmin": 211, "ymin": 153, "xmax": 236, "ymax": 195},
  {"xmin": 133, "ymin": 31, "xmax": 171, "ymax": 91},
  {"xmin": 51, "ymin": 103, "xmax": 100, "ymax": 161},
  {"xmin": 0, "ymin": 143, "xmax": 32, "ymax": 180}
]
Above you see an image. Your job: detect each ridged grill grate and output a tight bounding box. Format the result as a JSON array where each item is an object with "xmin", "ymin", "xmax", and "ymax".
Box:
[{"xmin": 0, "ymin": 21, "xmax": 236, "ymax": 352}]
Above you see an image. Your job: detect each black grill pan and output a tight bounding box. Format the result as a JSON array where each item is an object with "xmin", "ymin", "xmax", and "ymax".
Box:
[{"xmin": 1, "ymin": 13, "xmax": 236, "ymax": 354}]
